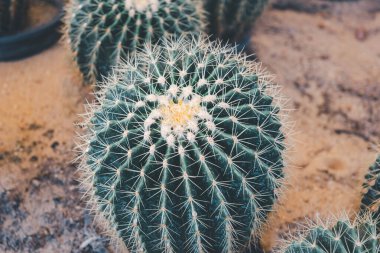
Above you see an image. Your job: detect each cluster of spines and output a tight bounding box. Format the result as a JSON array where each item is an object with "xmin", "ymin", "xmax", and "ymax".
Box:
[
  {"xmin": 361, "ymin": 156, "xmax": 380, "ymax": 230},
  {"xmin": 78, "ymin": 37, "xmax": 287, "ymax": 253},
  {"xmin": 66, "ymin": 0, "xmax": 204, "ymax": 83},
  {"xmin": 0, "ymin": 0, "xmax": 28, "ymax": 35},
  {"xmin": 278, "ymin": 214, "xmax": 380, "ymax": 253},
  {"xmin": 204, "ymin": 0, "xmax": 268, "ymax": 42}
]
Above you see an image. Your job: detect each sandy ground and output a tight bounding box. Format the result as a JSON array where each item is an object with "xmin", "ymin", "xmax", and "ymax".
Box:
[
  {"xmin": 254, "ymin": 1, "xmax": 380, "ymax": 249},
  {"xmin": 0, "ymin": 0, "xmax": 379, "ymax": 252}
]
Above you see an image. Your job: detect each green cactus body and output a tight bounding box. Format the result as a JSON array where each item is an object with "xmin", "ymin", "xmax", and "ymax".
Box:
[
  {"xmin": 0, "ymin": 0, "xmax": 28, "ymax": 35},
  {"xmin": 67, "ymin": 0, "xmax": 204, "ymax": 83},
  {"xmin": 281, "ymin": 216, "xmax": 379, "ymax": 253},
  {"xmin": 204, "ymin": 0, "xmax": 268, "ymax": 43},
  {"xmin": 361, "ymin": 156, "xmax": 380, "ymax": 229},
  {"xmin": 79, "ymin": 37, "xmax": 286, "ymax": 252}
]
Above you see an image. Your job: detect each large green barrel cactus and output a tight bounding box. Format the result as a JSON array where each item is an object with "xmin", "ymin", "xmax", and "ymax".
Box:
[
  {"xmin": 66, "ymin": 0, "xmax": 204, "ymax": 83},
  {"xmin": 361, "ymin": 156, "xmax": 380, "ymax": 230},
  {"xmin": 79, "ymin": 37, "xmax": 286, "ymax": 252},
  {"xmin": 0, "ymin": 0, "xmax": 28, "ymax": 35},
  {"xmin": 204, "ymin": 0, "xmax": 268, "ymax": 43},
  {"xmin": 279, "ymin": 215, "xmax": 379, "ymax": 253}
]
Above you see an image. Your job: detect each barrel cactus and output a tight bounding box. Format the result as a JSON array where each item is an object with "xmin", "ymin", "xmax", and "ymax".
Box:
[
  {"xmin": 204, "ymin": 0, "xmax": 268, "ymax": 43},
  {"xmin": 78, "ymin": 37, "xmax": 286, "ymax": 252},
  {"xmin": 361, "ymin": 156, "xmax": 380, "ymax": 229},
  {"xmin": 279, "ymin": 215, "xmax": 379, "ymax": 253},
  {"xmin": 66, "ymin": 0, "xmax": 204, "ymax": 83},
  {"xmin": 0, "ymin": 0, "xmax": 28, "ymax": 35}
]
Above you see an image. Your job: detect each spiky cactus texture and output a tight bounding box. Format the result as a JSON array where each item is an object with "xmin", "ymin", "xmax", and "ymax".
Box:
[
  {"xmin": 204, "ymin": 0, "xmax": 268, "ymax": 43},
  {"xmin": 66, "ymin": 0, "xmax": 204, "ymax": 83},
  {"xmin": 79, "ymin": 37, "xmax": 286, "ymax": 253},
  {"xmin": 0, "ymin": 0, "xmax": 28, "ymax": 35},
  {"xmin": 361, "ymin": 156, "xmax": 380, "ymax": 230},
  {"xmin": 279, "ymin": 215, "xmax": 380, "ymax": 253}
]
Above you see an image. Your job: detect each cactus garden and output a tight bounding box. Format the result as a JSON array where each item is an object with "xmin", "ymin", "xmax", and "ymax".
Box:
[{"xmin": 0, "ymin": 0, "xmax": 380, "ymax": 252}]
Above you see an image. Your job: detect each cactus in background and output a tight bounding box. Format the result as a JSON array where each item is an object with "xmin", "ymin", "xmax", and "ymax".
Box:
[
  {"xmin": 78, "ymin": 37, "xmax": 287, "ymax": 252},
  {"xmin": 204, "ymin": 0, "xmax": 268, "ymax": 43},
  {"xmin": 0, "ymin": 0, "xmax": 11, "ymax": 33},
  {"xmin": 0, "ymin": 0, "xmax": 28, "ymax": 35},
  {"xmin": 361, "ymin": 156, "xmax": 380, "ymax": 230},
  {"xmin": 66, "ymin": 0, "xmax": 204, "ymax": 83},
  {"xmin": 279, "ymin": 215, "xmax": 379, "ymax": 253}
]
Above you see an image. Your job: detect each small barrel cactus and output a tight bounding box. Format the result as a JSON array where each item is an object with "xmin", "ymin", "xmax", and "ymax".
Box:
[
  {"xmin": 0, "ymin": 0, "xmax": 28, "ymax": 35},
  {"xmin": 204, "ymin": 0, "xmax": 268, "ymax": 43},
  {"xmin": 279, "ymin": 215, "xmax": 379, "ymax": 253},
  {"xmin": 66, "ymin": 0, "xmax": 204, "ymax": 83},
  {"xmin": 79, "ymin": 37, "xmax": 286, "ymax": 252},
  {"xmin": 361, "ymin": 156, "xmax": 380, "ymax": 229}
]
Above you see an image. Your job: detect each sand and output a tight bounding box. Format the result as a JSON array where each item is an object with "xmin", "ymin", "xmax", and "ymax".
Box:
[{"xmin": 0, "ymin": 0, "xmax": 379, "ymax": 252}]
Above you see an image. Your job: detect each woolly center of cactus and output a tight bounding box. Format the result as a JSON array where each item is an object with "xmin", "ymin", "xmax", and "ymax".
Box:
[
  {"xmin": 125, "ymin": 0, "xmax": 159, "ymax": 12},
  {"xmin": 160, "ymin": 100, "xmax": 200, "ymax": 128},
  {"xmin": 154, "ymin": 95, "xmax": 205, "ymax": 143}
]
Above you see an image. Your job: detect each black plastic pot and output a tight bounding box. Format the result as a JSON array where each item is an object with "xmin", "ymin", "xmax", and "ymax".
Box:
[{"xmin": 0, "ymin": 0, "xmax": 63, "ymax": 61}]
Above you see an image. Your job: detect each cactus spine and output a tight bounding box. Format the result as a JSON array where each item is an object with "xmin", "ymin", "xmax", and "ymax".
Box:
[
  {"xmin": 361, "ymin": 156, "xmax": 380, "ymax": 230},
  {"xmin": 79, "ymin": 37, "xmax": 286, "ymax": 252},
  {"xmin": 279, "ymin": 215, "xmax": 380, "ymax": 253},
  {"xmin": 0, "ymin": 0, "xmax": 28, "ymax": 35},
  {"xmin": 66, "ymin": 0, "xmax": 204, "ymax": 83},
  {"xmin": 204, "ymin": 0, "xmax": 268, "ymax": 43}
]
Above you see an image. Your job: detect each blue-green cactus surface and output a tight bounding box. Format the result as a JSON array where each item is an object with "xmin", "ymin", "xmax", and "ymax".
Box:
[{"xmin": 79, "ymin": 37, "xmax": 286, "ymax": 253}]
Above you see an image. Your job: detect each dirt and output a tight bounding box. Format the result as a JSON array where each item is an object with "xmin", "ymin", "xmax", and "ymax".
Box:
[
  {"xmin": 27, "ymin": 0, "xmax": 60, "ymax": 28},
  {"xmin": 0, "ymin": 0, "xmax": 379, "ymax": 252},
  {"xmin": 0, "ymin": 47, "xmax": 108, "ymax": 252},
  {"xmin": 254, "ymin": 0, "xmax": 380, "ymax": 250}
]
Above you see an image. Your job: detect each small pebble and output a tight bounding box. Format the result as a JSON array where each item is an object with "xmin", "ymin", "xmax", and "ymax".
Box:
[
  {"xmin": 355, "ymin": 27, "xmax": 368, "ymax": 41},
  {"xmin": 32, "ymin": 179, "xmax": 40, "ymax": 187}
]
